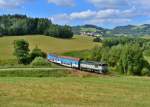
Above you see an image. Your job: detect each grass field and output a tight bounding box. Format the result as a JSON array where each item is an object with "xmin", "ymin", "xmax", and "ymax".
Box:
[
  {"xmin": 0, "ymin": 35, "xmax": 100, "ymax": 61},
  {"xmin": 80, "ymin": 27, "xmax": 97, "ymax": 32},
  {"xmin": 0, "ymin": 76, "xmax": 150, "ymax": 107}
]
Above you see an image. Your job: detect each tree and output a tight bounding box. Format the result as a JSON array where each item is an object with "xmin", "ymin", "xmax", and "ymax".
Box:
[
  {"xmin": 44, "ymin": 25, "xmax": 60, "ymax": 37},
  {"xmin": 108, "ymin": 45, "xmax": 122, "ymax": 67},
  {"xmin": 59, "ymin": 25, "xmax": 73, "ymax": 38},
  {"xmin": 45, "ymin": 25, "xmax": 73, "ymax": 39},
  {"xmin": 36, "ymin": 18, "xmax": 51, "ymax": 34},
  {"xmin": 117, "ymin": 45, "xmax": 129, "ymax": 74},
  {"xmin": 101, "ymin": 47, "xmax": 110, "ymax": 63},
  {"xmin": 14, "ymin": 39, "xmax": 30, "ymax": 64},
  {"xmin": 117, "ymin": 44, "xmax": 149, "ymax": 75},
  {"xmin": 30, "ymin": 47, "xmax": 47, "ymax": 61},
  {"xmin": 91, "ymin": 46, "xmax": 102, "ymax": 61}
]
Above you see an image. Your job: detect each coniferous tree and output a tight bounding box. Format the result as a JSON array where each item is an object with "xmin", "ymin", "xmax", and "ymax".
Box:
[{"xmin": 14, "ymin": 39, "xmax": 30, "ymax": 64}]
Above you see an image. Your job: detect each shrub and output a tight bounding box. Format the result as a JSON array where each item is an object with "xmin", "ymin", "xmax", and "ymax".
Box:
[
  {"xmin": 31, "ymin": 57, "xmax": 51, "ymax": 67},
  {"xmin": 0, "ymin": 34, "xmax": 2, "ymax": 37},
  {"xmin": 141, "ymin": 68, "xmax": 150, "ymax": 76},
  {"xmin": 30, "ymin": 47, "xmax": 47, "ymax": 61},
  {"xmin": 93, "ymin": 37, "xmax": 102, "ymax": 42}
]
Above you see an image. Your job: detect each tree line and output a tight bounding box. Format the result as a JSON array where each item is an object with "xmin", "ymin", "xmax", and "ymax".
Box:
[
  {"xmin": 0, "ymin": 14, "xmax": 73, "ymax": 38},
  {"xmin": 90, "ymin": 37, "xmax": 150, "ymax": 76}
]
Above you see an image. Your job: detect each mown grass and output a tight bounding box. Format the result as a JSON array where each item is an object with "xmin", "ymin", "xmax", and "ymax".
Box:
[
  {"xmin": 0, "ymin": 35, "xmax": 100, "ymax": 61},
  {"xmin": 0, "ymin": 69, "xmax": 70, "ymax": 77},
  {"xmin": 0, "ymin": 76, "xmax": 150, "ymax": 107},
  {"xmin": 62, "ymin": 50, "xmax": 91, "ymax": 59}
]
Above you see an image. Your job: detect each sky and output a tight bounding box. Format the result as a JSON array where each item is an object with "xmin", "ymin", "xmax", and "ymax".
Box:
[{"xmin": 0, "ymin": 0, "xmax": 150, "ymax": 28}]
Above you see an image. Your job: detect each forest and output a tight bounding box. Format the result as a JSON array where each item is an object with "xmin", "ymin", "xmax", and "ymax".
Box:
[
  {"xmin": 0, "ymin": 14, "xmax": 73, "ymax": 38},
  {"xmin": 90, "ymin": 37, "xmax": 150, "ymax": 76}
]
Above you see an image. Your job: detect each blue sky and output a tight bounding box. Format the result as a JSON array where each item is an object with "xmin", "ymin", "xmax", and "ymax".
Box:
[{"xmin": 0, "ymin": 0, "xmax": 150, "ymax": 28}]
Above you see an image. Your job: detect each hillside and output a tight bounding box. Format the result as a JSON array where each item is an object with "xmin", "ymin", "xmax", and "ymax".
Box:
[
  {"xmin": 72, "ymin": 24, "xmax": 150, "ymax": 36},
  {"xmin": 111, "ymin": 24, "xmax": 150, "ymax": 36},
  {"xmin": 0, "ymin": 35, "xmax": 100, "ymax": 61},
  {"xmin": 72, "ymin": 24, "xmax": 106, "ymax": 35}
]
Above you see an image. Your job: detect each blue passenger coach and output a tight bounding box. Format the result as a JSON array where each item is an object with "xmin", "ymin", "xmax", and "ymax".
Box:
[{"xmin": 48, "ymin": 54, "xmax": 80, "ymax": 68}]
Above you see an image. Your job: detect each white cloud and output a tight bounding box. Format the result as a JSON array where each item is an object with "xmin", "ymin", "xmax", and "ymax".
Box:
[
  {"xmin": 0, "ymin": 0, "xmax": 33, "ymax": 8},
  {"xmin": 88, "ymin": 0, "xmax": 150, "ymax": 10},
  {"xmin": 51, "ymin": 8, "xmax": 137, "ymax": 25},
  {"xmin": 131, "ymin": 0, "xmax": 150, "ymax": 7},
  {"xmin": 88, "ymin": 0, "xmax": 129, "ymax": 9},
  {"xmin": 48, "ymin": 0, "xmax": 75, "ymax": 7},
  {"xmin": 88, "ymin": 18, "xmax": 131, "ymax": 26},
  {"xmin": 129, "ymin": 0, "xmax": 150, "ymax": 12},
  {"xmin": 70, "ymin": 10, "xmax": 96, "ymax": 19}
]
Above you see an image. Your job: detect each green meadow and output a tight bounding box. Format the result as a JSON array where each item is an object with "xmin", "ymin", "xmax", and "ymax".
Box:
[
  {"xmin": 0, "ymin": 35, "xmax": 100, "ymax": 61},
  {"xmin": 0, "ymin": 76, "xmax": 150, "ymax": 107}
]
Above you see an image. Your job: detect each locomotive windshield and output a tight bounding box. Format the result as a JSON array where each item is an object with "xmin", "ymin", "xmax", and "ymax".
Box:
[{"xmin": 101, "ymin": 64, "xmax": 108, "ymax": 66}]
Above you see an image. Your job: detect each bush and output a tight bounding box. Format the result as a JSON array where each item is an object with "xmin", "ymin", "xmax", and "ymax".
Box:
[
  {"xmin": 31, "ymin": 57, "xmax": 51, "ymax": 66},
  {"xmin": 141, "ymin": 68, "xmax": 150, "ymax": 76},
  {"xmin": 0, "ymin": 34, "xmax": 2, "ymax": 37},
  {"xmin": 30, "ymin": 47, "xmax": 47, "ymax": 61},
  {"xmin": 93, "ymin": 37, "xmax": 102, "ymax": 42}
]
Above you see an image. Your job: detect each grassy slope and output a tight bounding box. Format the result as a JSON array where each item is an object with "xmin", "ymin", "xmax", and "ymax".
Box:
[
  {"xmin": 0, "ymin": 35, "xmax": 100, "ymax": 60},
  {"xmin": 62, "ymin": 50, "xmax": 91, "ymax": 59},
  {"xmin": 0, "ymin": 76, "xmax": 150, "ymax": 107}
]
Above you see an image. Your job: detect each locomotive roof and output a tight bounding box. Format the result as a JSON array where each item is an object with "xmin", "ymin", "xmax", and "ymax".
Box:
[{"xmin": 48, "ymin": 54, "xmax": 81, "ymax": 61}]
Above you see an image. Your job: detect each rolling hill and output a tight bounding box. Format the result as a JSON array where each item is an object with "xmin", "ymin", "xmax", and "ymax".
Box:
[
  {"xmin": 72, "ymin": 24, "xmax": 150, "ymax": 36},
  {"xmin": 72, "ymin": 24, "xmax": 106, "ymax": 35},
  {"xmin": 0, "ymin": 35, "xmax": 100, "ymax": 61},
  {"xmin": 112, "ymin": 24, "xmax": 150, "ymax": 36}
]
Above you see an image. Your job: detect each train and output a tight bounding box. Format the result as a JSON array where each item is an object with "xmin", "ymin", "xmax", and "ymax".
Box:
[{"xmin": 47, "ymin": 54, "xmax": 108, "ymax": 73}]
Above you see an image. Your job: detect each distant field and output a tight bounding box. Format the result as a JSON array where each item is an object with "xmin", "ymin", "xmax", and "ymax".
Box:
[
  {"xmin": 0, "ymin": 35, "xmax": 100, "ymax": 60},
  {"xmin": 0, "ymin": 76, "xmax": 150, "ymax": 107},
  {"xmin": 141, "ymin": 36, "xmax": 150, "ymax": 39},
  {"xmin": 80, "ymin": 27, "xmax": 97, "ymax": 32}
]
